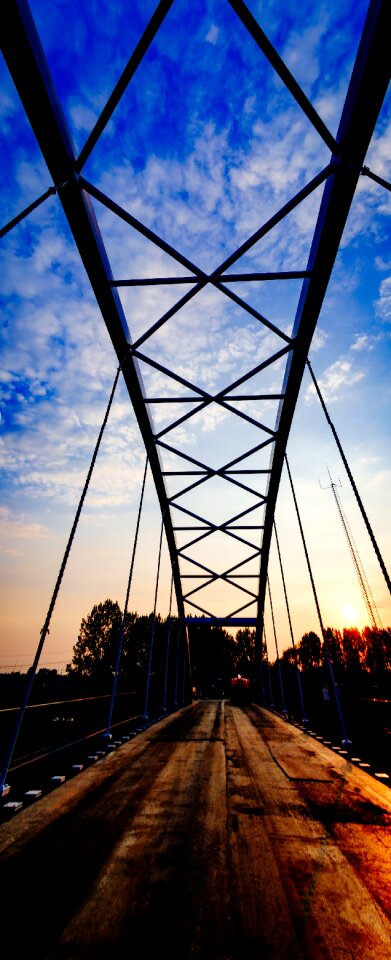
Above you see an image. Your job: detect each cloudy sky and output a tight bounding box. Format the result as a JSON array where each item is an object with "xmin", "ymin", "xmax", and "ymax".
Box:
[{"xmin": 0, "ymin": 0, "xmax": 390, "ymax": 673}]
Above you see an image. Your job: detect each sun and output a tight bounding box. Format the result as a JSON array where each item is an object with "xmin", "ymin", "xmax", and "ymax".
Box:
[{"xmin": 341, "ymin": 603, "xmax": 360, "ymax": 626}]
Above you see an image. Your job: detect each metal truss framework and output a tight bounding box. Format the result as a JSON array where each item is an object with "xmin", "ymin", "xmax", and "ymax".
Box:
[{"xmin": 2, "ymin": 0, "xmax": 389, "ymax": 657}]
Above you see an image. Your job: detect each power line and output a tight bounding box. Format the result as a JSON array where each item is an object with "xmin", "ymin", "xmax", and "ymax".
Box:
[{"xmin": 322, "ymin": 468, "xmax": 382, "ymax": 630}]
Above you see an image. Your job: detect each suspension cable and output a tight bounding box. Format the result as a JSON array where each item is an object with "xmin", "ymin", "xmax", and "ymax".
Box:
[
  {"xmin": 267, "ymin": 575, "xmax": 287, "ymax": 715},
  {"xmin": 181, "ymin": 633, "xmax": 187, "ymax": 705},
  {"xmin": 259, "ymin": 627, "xmax": 266, "ymax": 705},
  {"xmin": 273, "ymin": 520, "xmax": 308, "ymax": 723},
  {"xmin": 0, "ymin": 364, "xmax": 122, "ymax": 793},
  {"xmin": 307, "ymin": 358, "xmax": 390, "ymax": 594},
  {"xmin": 105, "ymin": 455, "xmax": 149, "ymax": 738},
  {"xmin": 174, "ymin": 623, "xmax": 180, "ymax": 707},
  {"xmin": 285, "ymin": 454, "xmax": 350, "ymax": 745},
  {"xmin": 143, "ymin": 515, "xmax": 165, "ymax": 719}
]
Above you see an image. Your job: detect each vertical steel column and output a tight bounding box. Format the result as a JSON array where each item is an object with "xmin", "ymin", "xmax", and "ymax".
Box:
[
  {"xmin": 267, "ymin": 576, "xmax": 287, "ymax": 716},
  {"xmin": 273, "ymin": 520, "xmax": 308, "ymax": 725},
  {"xmin": 181, "ymin": 630, "xmax": 187, "ymax": 705},
  {"xmin": 174, "ymin": 624, "xmax": 180, "ymax": 708},
  {"xmin": 162, "ymin": 575, "xmax": 174, "ymax": 713},
  {"xmin": 143, "ymin": 516, "xmax": 165, "ymax": 720},
  {"xmin": 259, "ymin": 637, "xmax": 266, "ymax": 705}
]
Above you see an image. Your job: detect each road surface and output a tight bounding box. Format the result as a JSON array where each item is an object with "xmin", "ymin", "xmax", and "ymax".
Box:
[{"xmin": 1, "ymin": 701, "xmax": 390, "ymax": 959}]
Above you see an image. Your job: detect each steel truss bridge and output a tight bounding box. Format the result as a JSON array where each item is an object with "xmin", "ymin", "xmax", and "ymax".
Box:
[
  {"xmin": 2, "ymin": 9, "xmax": 391, "ymax": 953},
  {"xmin": 1, "ymin": 0, "xmax": 390, "ymax": 685}
]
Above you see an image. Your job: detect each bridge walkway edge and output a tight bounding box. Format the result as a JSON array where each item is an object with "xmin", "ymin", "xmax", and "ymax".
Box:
[{"xmin": 0, "ymin": 700, "xmax": 390, "ymax": 959}]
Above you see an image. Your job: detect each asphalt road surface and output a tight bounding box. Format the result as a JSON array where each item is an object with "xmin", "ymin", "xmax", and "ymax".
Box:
[{"xmin": 1, "ymin": 701, "xmax": 390, "ymax": 959}]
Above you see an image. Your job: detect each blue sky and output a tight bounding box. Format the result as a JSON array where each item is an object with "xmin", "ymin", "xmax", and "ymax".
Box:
[{"xmin": 0, "ymin": 0, "xmax": 390, "ymax": 671}]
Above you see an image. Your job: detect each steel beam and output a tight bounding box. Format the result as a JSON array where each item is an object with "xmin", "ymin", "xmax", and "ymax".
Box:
[
  {"xmin": 2, "ymin": 0, "xmax": 389, "ymax": 655},
  {"xmin": 1, "ymin": 0, "xmax": 185, "ymax": 619},
  {"xmin": 186, "ymin": 618, "xmax": 257, "ymax": 627},
  {"xmin": 254, "ymin": 0, "xmax": 391, "ymax": 661}
]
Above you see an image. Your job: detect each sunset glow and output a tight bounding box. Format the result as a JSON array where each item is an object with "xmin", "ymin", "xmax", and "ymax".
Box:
[{"xmin": 341, "ymin": 604, "xmax": 361, "ymax": 627}]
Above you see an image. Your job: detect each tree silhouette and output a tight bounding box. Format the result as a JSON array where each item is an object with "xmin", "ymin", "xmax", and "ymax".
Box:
[
  {"xmin": 67, "ymin": 602, "xmax": 168, "ymax": 690},
  {"xmin": 341, "ymin": 627, "xmax": 366, "ymax": 673},
  {"xmin": 364, "ymin": 627, "xmax": 391, "ymax": 675},
  {"xmin": 297, "ymin": 631, "xmax": 322, "ymax": 671},
  {"xmin": 67, "ymin": 599, "xmax": 122, "ymax": 681},
  {"xmin": 232, "ymin": 628, "xmax": 255, "ymax": 676}
]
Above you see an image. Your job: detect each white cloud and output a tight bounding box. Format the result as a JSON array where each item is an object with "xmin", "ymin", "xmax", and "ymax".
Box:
[
  {"xmin": 0, "ymin": 0, "xmax": 390, "ymax": 646},
  {"xmin": 341, "ymin": 118, "xmax": 391, "ymax": 249},
  {"xmin": 243, "ymin": 95, "xmax": 256, "ymax": 116},
  {"xmin": 364, "ymin": 120, "xmax": 391, "ymax": 184},
  {"xmin": 199, "ymin": 404, "xmax": 228, "ymax": 433},
  {"xmin": 282, "ymin": 16, "xmax": 330, "ymax": 88},
  {"xmin": 375, "ymin": 256, "xmax": 391, "ymax": 271},
  {"xmin": 0, "ymin": 200, "xmax": 147, "ymax": 510},
  {"xmin": 95, "ymin": 102, "xmax": 329, "ymax": 279},
  {"xmin": 310, "ymin": 328, "xmax": 328, "ymax": 351},
  {"xmin": 365, "ymin": 468, "xmax": 391, "ymax": 492},
  {"xmin": 0, "ymin": 68, "xmax": 386, "ymax": 531},
  {"xmin": 350, "ymin": 333, "xmax": 381, "ymax": 351},
  {"xmin": 0, "ymin": 506, "xmax": 48, "ymax": 541},
  {"xmin": 0, "ymin": 84, "xmax": 20, "ymax": 137},
  {"xmin": 374, "ymin": 276, "xmax": 391, "ymax": 322},
  {"xmin": 305, "ymin": 357, "xmax": 365, "ymax": 403},
  {"xmin": 314, "ymin": 79, "xmax": 349, "ymax": 131},
  {"xmin": 0, "ymin": 87, "xmax": 18, "ymax": 120},
  {"xmin": 69, "ymin": 103, "xmax": 99, "ymax": 134},
  {"xmin": 205, "ymin": 24, "xmax": 219, "ymax": 45},
  {"xmin": 16, "ymin": 160, "xmax": 52, "ymax": 199}
]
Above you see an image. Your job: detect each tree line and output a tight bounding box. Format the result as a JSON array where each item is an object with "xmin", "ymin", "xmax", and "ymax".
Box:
[
  {"xmin": 281, "ymin": 625, "xmax": 391, "ymax": 678},
  {"xmin": 65, "ymin": 599, "xmax": 391, "ymax": 694}
]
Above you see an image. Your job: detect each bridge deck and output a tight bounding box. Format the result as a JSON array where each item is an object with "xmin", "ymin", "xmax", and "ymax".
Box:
[{"xmin": 1, "ymin": 701, "xmax": 390, "ymax": 959}]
